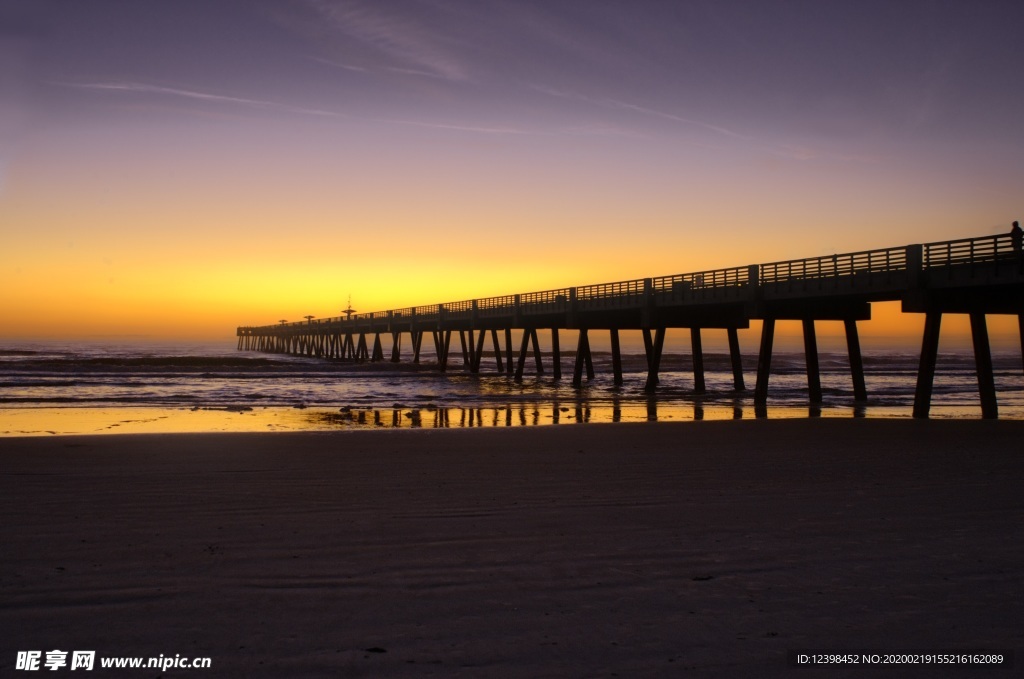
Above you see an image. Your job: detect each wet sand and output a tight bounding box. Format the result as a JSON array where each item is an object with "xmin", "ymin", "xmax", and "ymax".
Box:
[{"xmin": 2, "ymin": 420, "xmax": 1022, "ymax": 677}]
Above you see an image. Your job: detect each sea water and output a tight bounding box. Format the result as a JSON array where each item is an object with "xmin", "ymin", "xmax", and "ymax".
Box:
[{"xmin": 0, "ymin": 339, "xmax": 1021, "ymax": 435}]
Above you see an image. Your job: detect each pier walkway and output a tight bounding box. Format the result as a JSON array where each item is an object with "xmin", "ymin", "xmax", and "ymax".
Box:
[{"xmin": 238, "ymin": 229, "xmax": 1024, "ymax": 418}]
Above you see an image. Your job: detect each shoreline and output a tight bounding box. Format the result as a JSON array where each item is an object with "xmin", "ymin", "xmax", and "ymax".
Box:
[
  {"xmin": 3, "ymin": 419, "xmax": 1023, "ymax": 676},
  {"xmin": 2, "ymin": 399, "xmax": 1018, "ymax": 438}
]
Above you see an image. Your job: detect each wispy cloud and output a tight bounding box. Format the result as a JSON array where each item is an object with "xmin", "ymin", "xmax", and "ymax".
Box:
[
  {"xmin": 61, "ymin": 82, "xmax": 341, "ymax": 118},
  {"xmin": 599, "ymin": 99, "xmax": 746, "ymax": 140},
  {"xmin": 532, "ymin": 84, "xmax": 745, "ymax": 140},
  {"xmin": 385, "ymin": 66, "xmax": 450, "ymax": 80},
  {"xmin": 61, "ymin": 80, "xmax": 537, "ymax": 136},
  {"xmin": 308, "ymin": 53, "xmax": 455, "ymax": 81},
  {"xmin": 306, "ymin": 0, "xmax": 468, "ymax": 81},
  {"xmin": 532, "ymin": 83, "xmax": 879, "ymax": 163},
  {"xmin": 306, "ymin": 55, "xmax": 367, "ymax": 73},
  {"xmin": 385, "ymin": 118, "xmax": 530, "ymax": 135},
  {"xmin": 766, "ymin": 143, "xmax": 881, "ymax": 163},
  {"xmin": 558, "ymin": 123, "xmax": 646, "ymax": 139}
]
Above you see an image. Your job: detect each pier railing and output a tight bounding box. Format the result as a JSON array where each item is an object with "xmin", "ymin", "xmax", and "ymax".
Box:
[
  {"xmin": 576, "ymin": 279, "xmax": 645, "ymax": 310},
  {"xmin": 521, "ymin": 288, "xmax": 572, "ymax": 314},
  {"xmin": 760, "ymin": 246, "xmax": 908, "ymax": 283},
  {"xmin": 758, "ymin": 245, "xmax": 910, "ymax": 298},
  {"xmin": 652, "ymin": 266, "xmax": 752, "ymax": 304},
  {"xmin": 477, "ymin": 294, "xmax": 518, "ymax": 317},
  {"xmin": 924, "ymin": 233, "xmax": 1014, "ymax": 267},
  {"xmin": 923, "ymin": 233, "xmax": 1023, "ymax": 286}
]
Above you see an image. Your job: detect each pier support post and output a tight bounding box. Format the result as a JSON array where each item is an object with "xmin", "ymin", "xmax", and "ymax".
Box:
[
  {"xmin": 913, "ymin": 311, "xmax": 942, "ymax": 418},
  {"xmin": 412, "ymin": 331, "xmax": 422, "ymax": 364},
  {"xmin": 610, "ymin": 328, "xmax": 623, "ymax": 386},
  {"xmin": 572, "ymin": 329, "xmax": 591, "ymax": 387},
  {"xmin": 644, "ymin": 327, "xmax": 666, "ymax": 392},
  {"xmin": 472, "ymin": 330, "xmax": 486, "ymax": 373},
  {"xmin": 531, "ymin": 329, "xmax": 544, "ymax": 375},
  {"xmin": 371, "ymin": 333, "xmax": 384, "ymax": 362},
  {"xmin": 550, "ymin": 328, "xmax": 561, "ymax": 379},
  {"xmin": 754, "ymin": 319, "xmax": 775, "ymax": 404},
  {"xmin": 844, "ymin": 318, "xmax": 867, "ymax": 401},
  {"xmin": 690, "ymin": 327, "xmax": 706, "ymax": 394},
  {"xmin": 468, "ymin": 330, "xmax": 478, "ymax": 371},
  {"xmin": 1019, "ymin": 314, "xmax": 1024, "ymax": 377},
  {"xmin": 803, "ymin": 319, "xmax": 822, "ymax": 403},
  {"xmin": 432, "ymin": 331, "xmax": 451, "ymax": 371},
  {"xmin": 491, "ymin": 330, "xmax": 504, "ymax": 373},
  {"xmin": 459, "ymin": 331, "xmax": 471, "ymax": 367},
  {"xmin": 390, "ymin": 333, "xmax": 401, "ymax": 362},
  {"xmin": 514, "ymin": 329, "xmax": 531, "ymax": 382},
  {"xmin": 505, "ymin": 328, "xmax": 514, "ymax": 374},
  {"xmin": 970, "ymin": 312, "xmax": 998, "ymax": 419},
  {"xmin": 728, "ymin": 327, "xmax": 745, "ymax": 391},
  {"xmin": 642, "ymin": 329, "xmax": 654, "ymax": 370}
]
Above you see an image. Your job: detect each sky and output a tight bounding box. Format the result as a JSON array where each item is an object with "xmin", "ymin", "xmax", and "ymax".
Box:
[{"xmin": 1, "ymin": 0, "xmax": 1022, "ymax": 344}]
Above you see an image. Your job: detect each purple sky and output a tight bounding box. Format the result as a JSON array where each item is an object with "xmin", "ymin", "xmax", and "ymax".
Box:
[{"xmin": 2, "ymin": 1, "xmax": 1022, "ymax": 338}]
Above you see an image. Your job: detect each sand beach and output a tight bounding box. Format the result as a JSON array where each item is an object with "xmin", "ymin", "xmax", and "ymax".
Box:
[{"xmin": 1, "ymin": 419, "xmax": 1022, "ymax": 677}]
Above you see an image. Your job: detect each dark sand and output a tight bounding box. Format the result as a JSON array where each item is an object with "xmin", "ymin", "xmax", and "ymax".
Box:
[{"xmin": 2, "ymin": 419, "xmax": 1022, "ymax": 677}]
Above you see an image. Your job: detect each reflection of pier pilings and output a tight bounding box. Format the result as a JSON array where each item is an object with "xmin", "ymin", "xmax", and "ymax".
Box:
[{"xmin": 308, "ymin": 398, "xmax": 909, "ymax": 430}]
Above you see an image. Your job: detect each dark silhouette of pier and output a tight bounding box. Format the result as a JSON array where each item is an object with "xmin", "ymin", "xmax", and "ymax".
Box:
[{"xmin": 238, "ymin": 228, "xmax": 1024, "ymax": 418}]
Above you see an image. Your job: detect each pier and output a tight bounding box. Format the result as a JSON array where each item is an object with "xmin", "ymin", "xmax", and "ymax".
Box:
[{"xmin": 238, "ymin": 229, "xmax": 1024, "ymax": 418}]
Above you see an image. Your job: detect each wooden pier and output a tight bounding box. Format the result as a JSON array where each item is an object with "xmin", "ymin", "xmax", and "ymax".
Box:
[{"xmin": 238, "ymin": 229, "xmax": 1024, "ymax": 418}]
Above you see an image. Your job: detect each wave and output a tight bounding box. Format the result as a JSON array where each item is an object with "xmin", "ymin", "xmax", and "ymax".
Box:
[{"xmin": 2, "ymin": 342, "xmax": 1020, "ymax": 416}]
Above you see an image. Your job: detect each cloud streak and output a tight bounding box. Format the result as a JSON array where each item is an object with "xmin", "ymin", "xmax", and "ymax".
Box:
[
  {"xmin": 532, "ymin": 84, "xmax": 880, "ymax": 162},
  {"xmin": 385, "ymin": 118, "xmax": 529, "ymax": 135},
  {"xmin": 61, "ymin": 82, "xmax": 342, "ymax": 118},
  {"xmin": 63, "ymin": 80, "xmax": 536, "ymax": 136},
  {"xmin": 306, "ymin": 0, "xmax": 468, "ymax": 82},
  {"xmin": 532, "ymin": 84, "xmax": 745, "ymax": 140},
  {"xmin": 599, "ymin": 98, "xmax": 746, "ymax": 140},
  {"xmin": 306, "ymin": 55, "xmax": 367, "ymax": 73}
]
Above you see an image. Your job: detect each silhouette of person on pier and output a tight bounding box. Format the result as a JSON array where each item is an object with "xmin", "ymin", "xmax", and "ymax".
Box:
[{"xmin": 1012, "ymin": 220, "xmax": 1022, "ymax": 252}]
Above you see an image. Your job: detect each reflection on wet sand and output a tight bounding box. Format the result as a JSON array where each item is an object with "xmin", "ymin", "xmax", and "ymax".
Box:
[
  {"xmin": 301, "ymin": 396, "xmax": 839, "ymax": 431},
  {"xmin": 0, "ymin": 398, "xmax": 993, "ymax": 437}
]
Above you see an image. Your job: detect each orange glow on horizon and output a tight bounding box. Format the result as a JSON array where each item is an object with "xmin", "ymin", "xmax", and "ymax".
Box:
[{"xmin": 3, "ymin": 117, "xmax": 1019, "ymax": 344}]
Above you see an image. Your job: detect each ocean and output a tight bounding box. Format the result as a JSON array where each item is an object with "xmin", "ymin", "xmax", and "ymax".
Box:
[{"xmin": 1, "ymin": 339, "xmax": 1021, "ymax": 435}]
